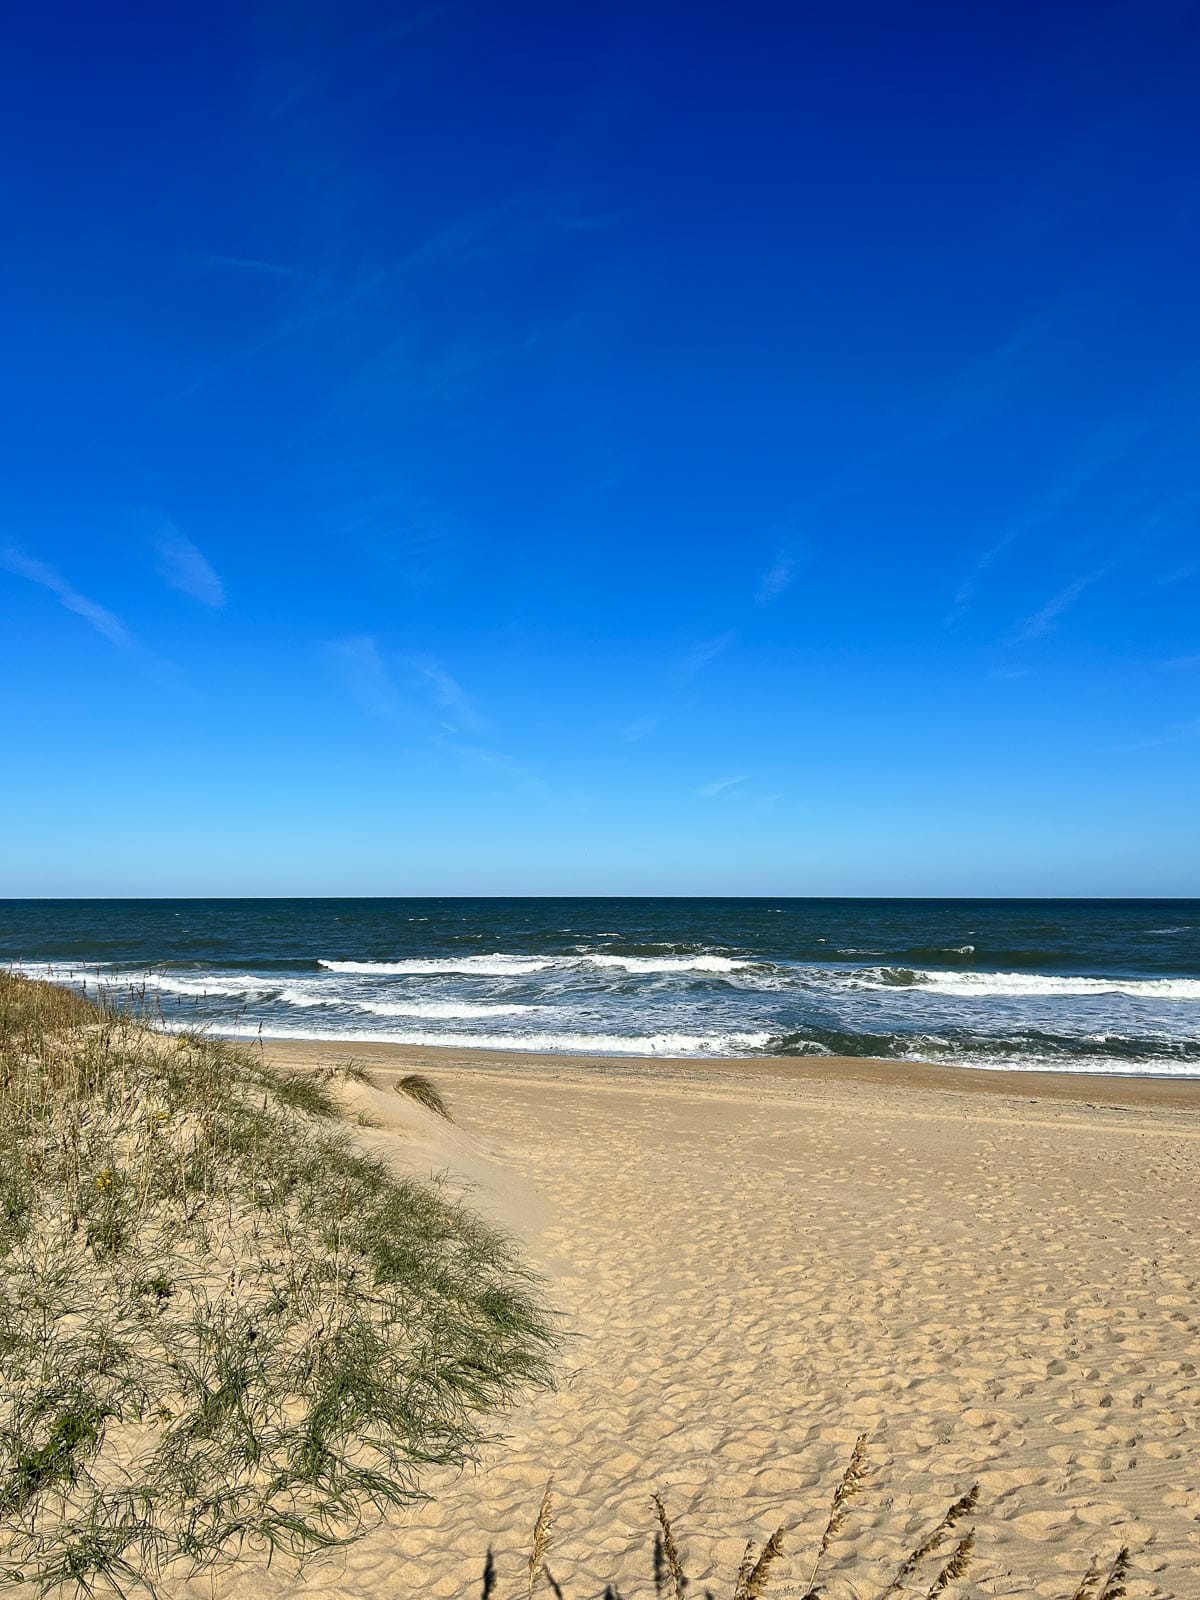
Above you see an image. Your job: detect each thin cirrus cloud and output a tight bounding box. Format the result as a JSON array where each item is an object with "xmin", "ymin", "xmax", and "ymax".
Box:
[
  {"xmin": 324, "ymin": 635, "xmax": 400, "ymax": 718},
  {"xmin": 755, "ymin": 553, "xmax": 795, "ymax": 605},
  {"xmin": 620, "ymin": 715, "xmax": 658, "ymax": 743},
  {"xmin": 0, "ymin": 543, "xmax": 130, "ymax": 647},
  {"xmin": 154, "ymin": 527, "xmax": 226, "ymax": 608},
  {"xmin": 679, "ymin": 631, "xmax": 736, "ymax": 677},
  {"xmin": 326, "ymin": 640, "xmax": 485, "ymax": 734},
  {"xmin": 948, "ymin": 423, "xmax": 1139, "ymax": 626},
  {"xmin": 1116, "ymin": 717, "xmax": 1200, "ymax": 753},
  {"xmin": 1016, "ymin": 561, "xmax": 1113, "ymax": 642},
  {"xmin": 410, "ymin": 654, "xmax": 483, "ymax": 731},
  {"xmin": 698, "ymin": 774, "xmax": 749, "ymax": 797}
]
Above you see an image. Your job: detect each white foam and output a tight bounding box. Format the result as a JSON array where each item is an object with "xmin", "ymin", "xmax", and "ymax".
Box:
[
  {"xmin": 276, "ymin": 985, "xmax": 332, "ymax": 1008},
  {"xmin": 355, "ymin": 999, "xmax": 537, "ymax": 1019},
  {"xmin": 319, "ymin": 955, "xmax": 553, "ymax": 976},
  {"xmin": 893, "ymin": 1044, "xmax": 1200, "ymax": 1078},
  {"xmin": 319, "ymin": 952, "xmax": 748, "ymax": 977},
  {"xmin": 855, "ymin": 969, "xmax": 1200, "ymax": 1001},
  {"xmin": 8, "ymin": 962, "xmax": 278, "ymax": 1000},
  {"xmin": 161, "ymin": 1022, "xmax": 774, "ymax": 1057},
  {"xmin": 584, "ymin": 954, "xmax": 747, "ymax": 974}
]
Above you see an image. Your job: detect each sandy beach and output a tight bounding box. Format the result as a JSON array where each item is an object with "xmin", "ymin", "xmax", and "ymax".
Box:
[{"xmin": 180, "ymin": 1043, "xmax": 1200, "ymax": 1599}]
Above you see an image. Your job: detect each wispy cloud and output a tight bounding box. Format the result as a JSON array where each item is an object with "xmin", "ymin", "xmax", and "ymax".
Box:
[
  {"xmin": 948, "ymin": 423, "xmax": 1140, "ymax": 625},
  {"xmin": 698, "ymin": 774, "xmax": 749, "ymax": 797},
  {"xmin": 410, "ymin": 654, "xmax": 483, "ymax": 731},
  {"xmin": 756, "ymin": 552, "xmax": 795, "ymax": 606},
  {"xmin": 324, "ymin": 636, "xmax": 399, "ymax": 717},
  {"xmin": 154, "ymin": 526, "xmax": 226, "ymax": 607},
  {"xmin": 1016, "ymin": 561, "xmax": 1114, "ymax": 641},
  {"xmin": 1151, "ymin": 556, "xmax": 1200, "ymax": 587},
  {"xmin": 177, "ymin": 250, "xmax": 317, "ymax": 284},
  {"xmin": 1158, "ymin": 653, "xmax": 1200, "ymax": 670},
  {"xmin": 1, "ymin": 544, "xmax": 130, "ymax": 647},
  {"xmin": 619, "ymin": 715, "xmax": 657, "ymax": 742},
  {"xmin": 1116, "ymin": 717, "xmax": 1200, "ymax": 753},
  {"xmin": 443, "ymin": 740, "xmax": 541, "ymax": 788},
  {"xmin": 680, "ymin": 631, "xmax": 736, "ymax": 677}
]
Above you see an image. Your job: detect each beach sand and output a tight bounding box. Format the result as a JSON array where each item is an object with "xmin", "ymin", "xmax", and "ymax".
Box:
[{"xmin": 195, "ymin": 1044, "xmax": 1200, "ymax": 1598}]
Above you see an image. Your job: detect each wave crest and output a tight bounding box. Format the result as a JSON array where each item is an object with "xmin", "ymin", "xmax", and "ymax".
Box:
[
  {"xmin": 853, "ymin": 968, "xmax": 1200, "ymax": 1001},
  {"xmin": 319, "ymin": 955, "xmax": 552, "ymax": 977}
]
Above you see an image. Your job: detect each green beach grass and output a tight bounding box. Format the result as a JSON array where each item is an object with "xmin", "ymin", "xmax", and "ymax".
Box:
[{"xmin": 0, "ymin": 972, "xmax": 554, "ymax": 1595}]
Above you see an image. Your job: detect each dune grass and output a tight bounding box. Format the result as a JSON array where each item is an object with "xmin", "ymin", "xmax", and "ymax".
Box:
[
  {"xmin": 492, "ymin": 1446, "xmax": 1131, "ymax": 1600},
  {"xmin": 0, "ymin": 972, "xmax": 553, "ymax": 1596},
  {"xmin": 396, "ymin": 1071, "xmax": 453, "ymax": 1120}
]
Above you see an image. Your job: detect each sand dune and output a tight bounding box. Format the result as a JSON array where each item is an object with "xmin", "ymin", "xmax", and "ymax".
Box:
[{"xmin": 195, "ymin": 1046, "xmax": 1200, "ymax": 1599}]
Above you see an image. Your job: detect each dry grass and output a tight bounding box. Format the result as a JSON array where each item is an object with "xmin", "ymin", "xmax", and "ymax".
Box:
[
  {"xmin": 0, "ymin": 973, "xmax": 553, "ymax": 1596},
  {"xmin": 527, "ymin": 1479, "xmax": 554, "ymax": 1598},
  {"xmin": 651, "ymin": 1491, "xmax": 687, "ymax": 1597},
  {"xmin": 396, "ymin": 1071, "xmax": 453, "ymax": 1120},
  {"xmin": 479, "ymin": 1443, "xmax": 1134, "ymax": 1599},
  {"xmin": 804, "ymin": 1429, "xmax": 868, "ymax": 1594},
  {"xmin": 732, "ymin": 1523, "xmax": 783, "ymax": 1600}
]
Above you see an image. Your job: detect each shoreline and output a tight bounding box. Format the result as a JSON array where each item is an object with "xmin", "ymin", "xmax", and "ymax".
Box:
[{"xmin": 244, "ymin": 1034, "xmax": 1200, "ymax": 1110}]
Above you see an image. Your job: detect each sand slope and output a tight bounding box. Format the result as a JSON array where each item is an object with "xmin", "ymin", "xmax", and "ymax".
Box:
[{"xmin": 196, "ymin": 1048, "xmax": 1200, "ymax": 1599}]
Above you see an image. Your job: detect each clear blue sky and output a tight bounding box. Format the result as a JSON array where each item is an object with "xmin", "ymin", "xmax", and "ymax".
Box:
[{"xmin": 2, "ymin": 0, "xmax": 1198, "ymax": 897}]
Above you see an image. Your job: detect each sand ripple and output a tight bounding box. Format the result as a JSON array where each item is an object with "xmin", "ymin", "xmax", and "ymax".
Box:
[{"xmin": 194, "ymin": 1053, "xmax": 1200, "ymax": 1599}]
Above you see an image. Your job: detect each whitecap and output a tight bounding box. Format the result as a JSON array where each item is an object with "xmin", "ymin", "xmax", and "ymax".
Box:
[
  {"xmin": 319, "ymin": 955, "xmax": 553, "ymax": 977},
  {"xmin": 583, "ymin": 954, "xmax": 747, "ymax": 974},
  {"xmin": 851, "ymin": 968, "xmax": 1200, "ymax": 1001}
]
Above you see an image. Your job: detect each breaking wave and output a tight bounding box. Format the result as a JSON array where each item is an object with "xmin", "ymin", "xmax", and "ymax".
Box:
[
  {"xmin": 163, "ymin": 1022, "xmax": 774, "ymax": 1057},
  {"xmin": 319, "ymin": 955, "xmax": 553, "ymax": 977},
  {"xmin": 853, "ymin": 968, "xmax": 1200, "ymax": 1001}
]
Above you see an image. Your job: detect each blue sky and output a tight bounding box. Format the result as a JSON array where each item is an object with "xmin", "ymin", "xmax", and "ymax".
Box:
[{"xmin": 2, "ymin": 0, "xmax": 1199, "ymax": 896}]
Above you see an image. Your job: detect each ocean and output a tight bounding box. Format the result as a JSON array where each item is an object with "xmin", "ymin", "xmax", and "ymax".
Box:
[{"xmin": 3, "ymin": 897, "xmax": 1199, "ymax": 1076}]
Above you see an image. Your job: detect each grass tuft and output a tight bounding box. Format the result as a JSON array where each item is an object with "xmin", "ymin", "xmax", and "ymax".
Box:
[
  {"xmin": 395, "ymin": 1072, "xmax": 452, "ymax": 1120},
  {"xmin": 270, "ymin": 1070, "xmax": 341, "ymax": 1117},
  {"xmin": 735, "ymin": 1522, "xmax": 785, "ymax": 1599}
]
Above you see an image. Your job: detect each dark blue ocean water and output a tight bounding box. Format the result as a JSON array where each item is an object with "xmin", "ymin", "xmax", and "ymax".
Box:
[{"xmin": 3, "ymin": 898, "xmax": 1199, "ymax": 1074}]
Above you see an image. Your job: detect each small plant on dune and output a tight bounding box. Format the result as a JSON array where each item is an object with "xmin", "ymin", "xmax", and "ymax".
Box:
[
  {"xmin": 1070, "ymin": 1546, "xmax": 1131, "ymax": 1600},
  {"xmin": 801, "ymin": 1429, "xmax": 869, "ymax": 1596},
  {"xmin": 269, "ymin": 1068, "xmax": 341, "ymax": 1117},
  {"xmin": 732, "ymin": 1522, "xmax": 784, "ymax": 1600},
  {"xmin": 0, "ymin": 973, "xmax": 553, "ymax": 1597},
  {"xmin": 528, "ymin": 1479, "xmax": 554, "ymax": 1598},
  {"xmin": 396, "ymin": 1071, "xmax": 453, "ymax": 1120},
  {"xmin": 314, "ymin": 1060, "xmax": 377, "ymax": 1088},
  {"xmin": 481, "ymin": 1441, "xmax": 1133, "ymax": 1599},
  {"xmin": 876, "ymin": 1482, "xmax": 978, "ymax": 1598}
]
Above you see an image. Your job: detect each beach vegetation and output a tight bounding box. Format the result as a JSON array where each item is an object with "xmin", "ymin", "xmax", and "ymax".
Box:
[
  {"xmin": 0, "ymin": 972, "xmax": 553, "ymax": 1596},
  {"xmin": 491, "ymin": 1447, "xmax": 1132, "ymax": 1600},
  {"xmin": 396, "ymin": 1071, "xmax": 453, "ymax": 1120}
]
